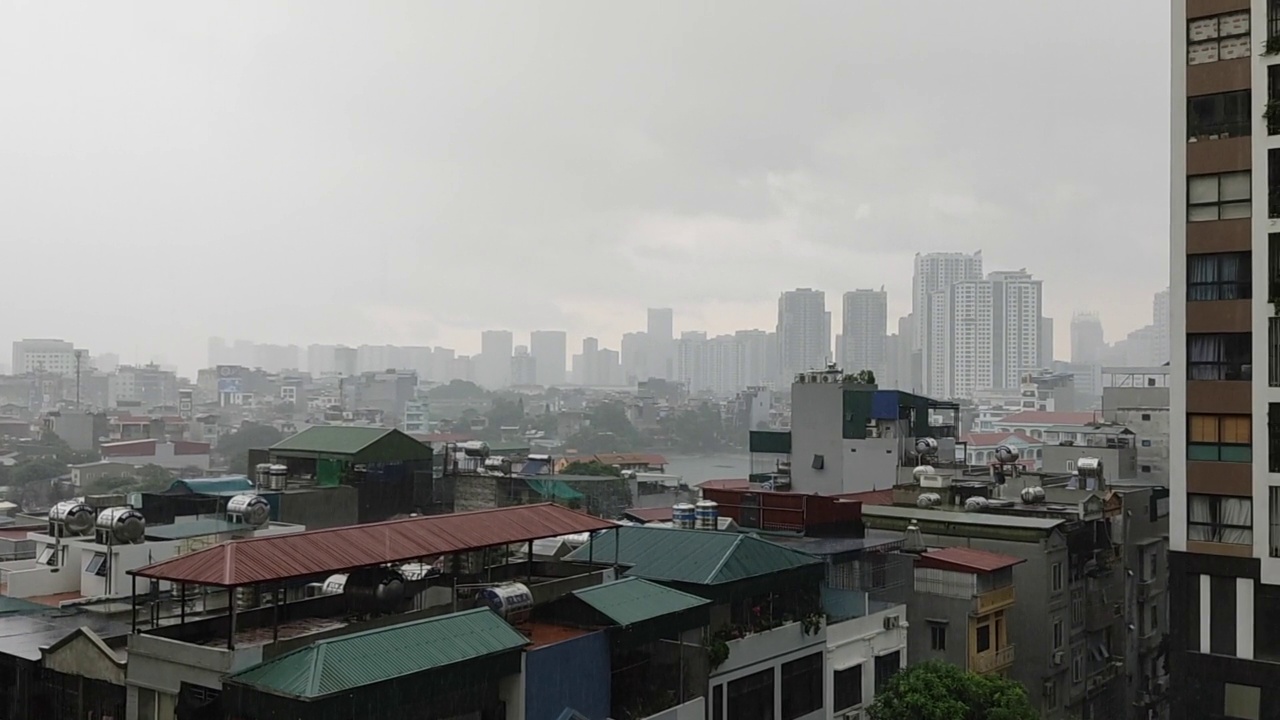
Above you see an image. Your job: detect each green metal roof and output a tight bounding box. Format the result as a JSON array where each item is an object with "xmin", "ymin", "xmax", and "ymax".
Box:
[
  {"xmin": 228, "ymin": 608, "xmax": 527, "ymax": 700},
  {"xmin": 573, "ymin": 578, "xmax": 709, "ymax": 627},
  {"xmin": 564, "ymin": 525, "xmax": 821, "ymax": 586},
  {"xmin": 271, "ymin": 426, "xmax": 392, "ymax": 455},
  {"xmin": 164, "ymin": 476, "xmax": 254, "ymax": 495}
]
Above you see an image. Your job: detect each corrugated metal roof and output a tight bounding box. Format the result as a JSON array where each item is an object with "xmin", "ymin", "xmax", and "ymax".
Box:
[
  {"xmin": 270, "ymin": 426, "xmax": 391, "ymax": 455},
  {"xmin": 918, "ymin": 547, "xmax": 1024, "ymax": 574},
  {"xmin": 228, "ymin": 608, "xmax": 527, "ymax": 699},
  {"xmin": 131, "ymin": 503, "xmax": 617, "ymax": 587},
  {"xmin": 573, "ymin": 578, "xmax": 708, "ymax": 627},
  {"xmin": 144, "ymin": 518, "xmax": 250, "ymax": 540},
  {"xmin": 164, "ymin": 476, "xmax": 254, "ymax": 495},
  {"xmin": 563, "ymin": 525, "xmax": 820, "ymax": 585},
  {"xmin": 862, "ymin": 504, "xmax": 1065, "ymax": 530}
]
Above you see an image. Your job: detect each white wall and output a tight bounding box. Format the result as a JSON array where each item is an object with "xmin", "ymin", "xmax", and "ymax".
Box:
[
  {"xmin": 826, "ymin": 605, "xmax": 909, "ymax": 718},
  {"xmin": 710, "ymin": 621, "xmax": 828, "ymax": 720}
]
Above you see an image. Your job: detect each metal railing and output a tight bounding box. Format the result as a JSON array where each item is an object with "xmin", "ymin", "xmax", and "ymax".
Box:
[
  {"xmin": 971, "ymin": 644, "xmax": 1015, "ymax": 674},
  {"xmin": 973, "ymin": 585, "xmax": 1016, "ymax": 616}
]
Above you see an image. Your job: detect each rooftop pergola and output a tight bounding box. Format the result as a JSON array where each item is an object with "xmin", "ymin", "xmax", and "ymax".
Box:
[{"xmin": 128, "ymin": 503, "xmax": 618, "ymax": 648}]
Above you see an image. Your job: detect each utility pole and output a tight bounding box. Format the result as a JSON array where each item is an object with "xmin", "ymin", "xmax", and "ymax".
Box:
[{"xmin": 74, "ymin": 350, "xmax": 83, "ymax": 409}]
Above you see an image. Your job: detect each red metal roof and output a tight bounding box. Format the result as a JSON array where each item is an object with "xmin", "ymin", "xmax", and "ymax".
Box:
[
  {"xmin": 592, "ymin": 453, "xmax": 668, "ymax": 467},
  {"xmin": 917, "ymin": 547, "xmax": 1025, "ymax": 574},
  {"xmin": 621, "ymin": 506, "xmax": 674, "ymax": 523},
  {"xmin": 959, "ymin": 431, "xmax": 1042, "ymax": 447},
  {"xmin": 993, "ymin": 411, "xmax": 1100, "ymax": 426},
  {"xmin": 698, "ymin": 479, "xmax": 750, "ymax": 490},
  {"xmin": 100, "ymin": 439, "xmax": 210, "ymax": 457},
  {"xmin": 131, "ymin": 503, "xmax": 618, "ymax": 587},
  {"xmin": 835, "ymin": 489, "xmax": 894, "ymax": 506}
]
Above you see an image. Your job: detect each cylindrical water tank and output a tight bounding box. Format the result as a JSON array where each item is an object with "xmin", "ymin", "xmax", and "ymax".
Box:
[
  {"xmin": 695, "ymin": 500, "xmax": 719, "ymax": 530},
  {"xmin": 321, "ymin": 574, "xmax": 348, "ymax": 595},
  {"xmin": 255, "ymin": 463, "xmax": 272, "ymax": 489},
  {"xmin": 916, "ymin": 492, "xmax": 942, "ymax": 508},
  {"xmin": 995, "ymin": 445, "xmax": 1020, "ymax": 464},
  {"xmin": 268, "ymin": 464, "xmax": 288, "ymax": 491},
  {"xmin": 672, "ymin": 503, "xmax": 696, "ymax": 529},
  {"xmin": 96, "ymin": 507, "xmax": 145, "ymax": 544},
  {"xmin": 226, "ymin": 494, "xmax": 271, "ymax": 526},
  {"xmin": 49, "ymin": 501, "xmax": 95, "ymax": 535},
  {"xmin": 964, "ymin": 496, "xmax": 990, "ymax": 511},
  {"xmin": 477, "ymin": 582, "xmax": 534, "ymax": 624},
  {"xmin": 1020, "ymin": 486, "xmax": 1046, "ymax": 504},
  {"xmin": 343, "ymin": 568, "xmax": 406, "ymax": 613}
]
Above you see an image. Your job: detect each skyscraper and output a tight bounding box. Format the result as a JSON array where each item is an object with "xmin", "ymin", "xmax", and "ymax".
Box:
[
  {"xmin": 1172, "ymin": 7, "xmax": 1266, "ymax": 714},
  {"xmin": 478, "ymin": 330, "xmax": 513, "ymax": 389},
  {"xmin": 529, "ymin": 331, "xmax": 567, "ymax": 387},
  {"xmin": 1071, "ymin": 312, "xmax": 1106, "ymax": 364},
  {"xmin": 1152, "ymin": 287, "xmax": 1170, "ymax": 365},
  {"xmin": 777, "ymin": 289, "xmax": 829, "ymax": 380},
  {"xmin": 841, "ymin": 288, "xmax": 888, "ymax": 382},
  {"xmin": 914, "ymin": 251, "xmax": 984, "ymax": 393},
  {"xmin": 928, "ymin": 270, "xmax": 1043, "ymax": 400},
  {"xmin": 647, "ymin": 308, "xmax": 674, "ymax": 380}
]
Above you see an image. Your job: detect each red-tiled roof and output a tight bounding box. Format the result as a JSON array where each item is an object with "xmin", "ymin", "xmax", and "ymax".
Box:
[
  {"xmin": 917, "ymin": 547, "xmax": 1025, "ymax": 574},
  {"xmin": 100, "ymin": 439, "xmax": 210, "ymax": 457},
  {"xmin": 993, "ymin": 411, "xmax": 1100, "ymax": 426},
  {"xmin": 592, "ymin": 453, "xmax": 668, "ymax": 467},
  {"xmin": 835, "ymin": 489, "xmax": 894, "ymax": 506},
  {"xmin": 959, "ymin": 431, "xmax": 1042, "ymax": 447},
  {"xmin": 131, "ymin": 503, "xmax": 617, "ymax": 587}
]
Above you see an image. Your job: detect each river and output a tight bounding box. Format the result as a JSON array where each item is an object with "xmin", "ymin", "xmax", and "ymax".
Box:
[{"xmin": 661, "ymin": 453, "xmax": 751, "ymax": 487}]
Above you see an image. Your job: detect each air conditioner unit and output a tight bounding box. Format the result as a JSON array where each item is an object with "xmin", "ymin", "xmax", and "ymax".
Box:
[
  {"xmin": 883, "ymin": 614, "xmax": 901, "ymax": 630},
  {"xmin": 1053, "ymin": 651, "xmax": 1065, "ymax": 665}
]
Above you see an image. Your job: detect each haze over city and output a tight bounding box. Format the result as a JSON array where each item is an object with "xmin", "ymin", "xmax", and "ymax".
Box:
[{"xmin": 0, "ymin": 1, "xmax": 1169, "ymax": 375}]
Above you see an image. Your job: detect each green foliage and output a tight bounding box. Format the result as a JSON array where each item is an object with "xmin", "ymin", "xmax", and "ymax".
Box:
[
  {"xmin": 11, "ymin": 457, "xmax": 68, "ymax": 486},
  {"xmin": 426, "ymin": 380, "xmax": 490, "ymax": 400},
  {"xmin": 33, "ymin": 431, "xmax": 98, "ymax": 465},
  {"xmin": 484, "ymin": 397, "xmax": 526, "ymax": 431},
  {"xmin": 868, "ymin": 661, "xmax": 1037, "ymax": 720},
  {"xmin": 565, "ymin": 401, "xmax": 642, "ymax": 454},
  {"xmin": 216, "ymin": 422, "xmax": 286, "ymax": 475},
  {"xmin": 560, "ymin": 460, "xmax": 623, "ymax": 477},
  {"xmin": 657, "ymin": 402, "xmax": 732, "ymax": 453},
  {"xmin": 844, "ymin": 369, "xmax": 877, "ymax": 385},
  {"xmin": 84, "ymin": 464, "xmax": 174, "ymax": 495}
]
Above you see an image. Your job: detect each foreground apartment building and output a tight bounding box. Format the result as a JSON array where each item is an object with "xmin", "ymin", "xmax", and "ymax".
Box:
[{"xmin": 1172, "ymin": 1, "xmax": 1280, "ymax": 717}]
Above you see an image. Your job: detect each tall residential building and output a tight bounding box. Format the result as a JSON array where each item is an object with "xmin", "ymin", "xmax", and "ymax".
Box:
[
  {"xmin": 1172, "ymin": 6, "xmax": 1270, "ymax": 717},
  {"xmin": 529, "ymin": 331, "xmax": 567, "ymax": 387},
  {"xmin": 841, "ymin": 288, "xmax": 888, "ymax": 382},
  {"xmin": 1071, "ymin": 312, "xmax": 1106, "ymax": 364},
  {"xmin": 927, "ymin": 270, "xmax": 1043, "ymax": 400},
  {"xmin": 914, "ymin": 251, "xmax": 984, "ymax": 393},
  {"xmin": 735, "ymin": 329, "xmax": 774, "ymax": 388},
  {"xmin": 11, "ymin": 339, "xmax": 84, "ymax": 377},
  {"xmin": 477, "ymin": 330, "xmax": 513, "ymax": 389},
  {"xmin": 777, "ymin": 289, "xmax": 829, "ymax": 380},
  {"xmin": 675, "ymin": 331, "xmax": 708, "ymax": 394},
  {"xmin": 1153, "ymin": 286, "xmax": 1171, "ymax": 365},
  {"xmin": 510, "ymin": 346, "xmax": 537, "ymax": 386},
  {"xmin": 647, "ymin": 308, "xmax": 674, "ymax": 380}
]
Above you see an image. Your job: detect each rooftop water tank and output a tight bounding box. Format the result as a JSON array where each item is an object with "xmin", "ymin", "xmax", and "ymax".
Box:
[
  {"xmin": 48, "ymin": 500, "xmax": 95, "ymax": 536},
  {"xmin": 916, "ymin": 492, "xmax": 942, "ymax": 508},
  {"xmin": 695, "ymin": 500, "xmax": 719, "ymax": 530},
  {"xmin": 672, "ymin": 503, "xmax": 696, "ymax": 529},
  {"xmin": 1020, "ymin": 486, "xmax": 1046, "ymax": 504},
  {"xmin": 964, "ymin": 496, "xmax": 990, "ymax": 511},
  {"xmin": 477, "ymin": 582, "xmax": 534, "ymax": 624},
  {"xmin": 995, "ymin": 445, "xmax": 1020, "ymax": 464},
  {"xmin": 226, "ymin": 494, "xmax": 271, "ymax": 527},
  {"xmin": 267, "ymin": 464, "xmax": 288, "ymax": 491},
  {"xmin": 343, "ymin": 568, "xmax": 405, "ymax": 614},
  {"xmin": 96, "ymin": 507, "xmax": 145, "ymax": 544}
]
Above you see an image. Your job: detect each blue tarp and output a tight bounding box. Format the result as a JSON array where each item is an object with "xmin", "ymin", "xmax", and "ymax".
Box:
[{"xmin": 871, "ymin": 390, "xmax": 901, "ymax": 420}]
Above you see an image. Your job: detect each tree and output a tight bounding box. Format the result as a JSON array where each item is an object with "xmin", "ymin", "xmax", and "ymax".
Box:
[
  {"xmin": 485, "ymin": 397, "xmax": 526, "ymax": 431},
  {"xmin": 426, "ymin": 380, "xmax": 490, "ymax": 400},
  {"xmin": 867, "ymin": 661, "xmax": 1037, "ymax": 720},
  {"xmin": 216, "ymin": 422, "xmax": 286, "ymax": 475},
  {"xmin": 561, "ymin": 460, "xmax": 623, "ymax": 477},
  {"xmin": 11, "ymin": 457, "xmax": 69, "ymax": 487},
  {"xmin": 83, "ymin": 464, "xmax": 174, "ymax": 495}
]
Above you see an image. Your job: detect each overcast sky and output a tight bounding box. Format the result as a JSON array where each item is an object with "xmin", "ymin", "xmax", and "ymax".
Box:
[{"xmin": 1, "ymin": 1, "xmax": 1170, "ymax": 373}]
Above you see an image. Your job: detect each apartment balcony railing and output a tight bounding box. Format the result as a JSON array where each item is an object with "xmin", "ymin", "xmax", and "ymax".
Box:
[
  {"xmin": 972, "ymin": 585, "xmax": 1016, "ymax": 616},
  {"xmin": 970, "ymin": 644, "xmax": 1015, "ymax": 675}
]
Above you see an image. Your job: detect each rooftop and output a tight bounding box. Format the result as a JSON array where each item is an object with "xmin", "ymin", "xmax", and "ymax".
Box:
[
  {"xmin": 0, "ymin": 609, "xmax": 129, "ymax": 661},
  {"xmin": 994, "ymin": 411, "xmax": 1102, "ymax": 426},
  {"xmin": 572, "ymin": 577, "xmax": 709, "ymax": 627},
  {"xmin": 768, "ymin": 529, "xmax": 904, "ymax": 557},
  {"xmin": 270, "ymin": 426, "xmax": 433, "ymax": 462},
  {"xmin": 143, "ymin": 518, "xmax": 253, "ymax": 540},
  {"xmin": 917, "ymin": 546, "xmax": 1025, "ymax": 574},
  {"xmin": 164, "ymin": 476, "xmax": 254, "ymax": 496},
  {"xmin": 227, "ymin": 608, "xmax": 527, "ymax": 699},
  {"xmin": 591, "ymin": 453, "xmax": 668, "ymax": 467},
  {"xmin": 132, "ymin": 503, "xmax": 617, "ymax": 587},
  {"xmin": 565, "ymin": 525, "xmax": 821, "ymax": 586},
  {"xmin": 620, "ymin": 507, "xmax": 674, "ymax": 523},
  {"xmin": 862, "ymin": 504, "xmax": 1066, "ymax": 531},
  {"xmin": 959, "ymin": 431, "xmax": 1041, "ymax": 447}
]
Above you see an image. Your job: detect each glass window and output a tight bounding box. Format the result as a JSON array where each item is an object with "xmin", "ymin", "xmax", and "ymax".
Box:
[
  {"xmin": 36, "ymin": 547, "xmax": 55, "ymax": 566},
  {"xmin": 1188, "ymin": 494, "xmax": 1253, "ymax": 545},
  {"xmin": 976, "ymin": 624, "xmax": 992, "ymax": 653},
  {"xmin": 1270, "ymin": 487, "xmax": 1280, "ymax": 558},
  {"xmin": 1188, "ymin": 91, "xmax": 1251, "ymax": 139},
  {"xmin": 1189, "ymin": 252, "xmax": 1252, "ymax": 301},
  {"xmin": 781, "ymin": 653, "xmax": 823, "ymax": 720},
  {"xmin": 1188, "ymin": 172, "xmax": 1252, "ymax": 221},
  {"xmin": 929, "ymin": 622, "xmax": 946, "ymax": 651},
  {"xmin": 833, "ymin": 665, "xmax": 863, "ymax": 712},
  {"xmin": 84, "ymin": 553, "xmax": 107, "ymax": 577},
  {"xmin": 1053, "ymin": 619, "xmax": 1064, "ymax": 650},
  {"xmin": 1188, "ymin": 12, "xmax": 1251, "ymax": 65},
  {"xmin": 1051, "ymin": 562, "xmax": 1063, "ymax": 591},
  {"xmin": 1188, "ymin": 414, "xmax": 1253, "ymax": 463},
  {"xmin": 727, "ymin": 668, "xmax": 774, "ymax": 720},
  {"xmin": 1224, "ymin": 682, "xmax": 1261, "ymax": 720},
  {"xmin": 1188, "ymin": 333, "xmax": 1252, "ymax": 381},
  {"xmin": 712, "ymin": 685, "xmax": 724, "ymax": 720},
  {"xmin": 874, "ymin": 651, "xmax": 901, "ymax": 696}
]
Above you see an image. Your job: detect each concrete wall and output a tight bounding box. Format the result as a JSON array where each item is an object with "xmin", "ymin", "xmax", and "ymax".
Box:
[
  {"xmin": 1042, "ymin": 445, "xmax": 1138, "ymax": 481},
  {"xmin": 710, "ymin": 621, "xmax": 826, "ymax": 720},
  {"xmin": 454, "ymin": 474, "xmax": 500, "ymax": 512},
  {"xmin": 276, "ymin": 485, "xmax": 358, "ymax": 530},
  {"xmin": 126, "ymin": 633, "xmax": 264, "ymax": 720},
  {"xmin": 843, "ymin": 438, "xmax": 900, "ymax": 493},
  {"xmin": 41, "ymin": 632, "xmax": 125, "ymax": 685},
  {"xmin": 827, "ymin": 605, "xmax": 909, "ymax": 716},
  {"xmin": 640, "ymin": 697, "xmax": 705, "ymax": 720},
  {"xmin": 790, "ymin": 384, "xmax": 844, "ymax": 495}
]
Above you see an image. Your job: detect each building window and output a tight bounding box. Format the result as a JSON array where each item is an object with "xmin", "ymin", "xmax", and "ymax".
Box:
[
  {"xmin": 1142, "ymin": 412, "xmax": 1152, "ymax": 421},
  {"xmin": 1269, "ymin": 488, "xmax": 1280, "ymax": 558},
  {"xmin": 727, "ymin": 668, "xmax": 773, "ymax": 720},
  {"xmin": 976, "ymin": 623, "xmax": 992, "ymax": 653},
  {"xmin": 1071, "ymin": 647, "xmax": 1085, "ymax": 683},
  {"xmin": 929, "ymin": 622, "xmax": 947, "ymax": 651},
  {"xmin": 1188, "ymin": 91, "xmax": 1251, "ymax": 139},
  {"xmin": 833, "ymin": 665, "xmax": 863, "ymax": 712},
  {"xmin": 1046, "ymin": 679, "xmax": 1059, "ymax": 709},
  {"xmin": 1188, "ymin": 333, "xmax": 1251, "ymax": 381},
  {"xmin": 85, "ymin": 553, "xmax": 108, "ymax": 577},
  {"xmin": 1189, "ymin": 171, "xmax": 1251, "ymax": 221},
  {"xmin": 1189, "ymin": 11, "xmax": 1251, "ymax": 65},
  {"xmin": 1051, "ymin": 562, "xmax": 1063, "ymax": 592},
  {"xmin": 1188, "ymin": 494, "xmax": 1253, "ymax": 544},
  {"xmin": 874, "ymin": 651, "xmax": 901, "ymax": 696},
  {"xmin": 36, "ymin": 547, "xmax": 55, "ymax": 566},
  {"xmin": 1189, "ymin": 252, "xmax": 1252, "ymax": 301},
  {"xmin": 1070, "ymin": 588, "xmax": 1085, "ymax": 628},
  {"xmin": 1141, "ymin": 465, "xmax": 1152, "ymax": 473},
  {"xmin": 781, "ymin": 652, "xmax": 823, "ymax": 720},
  {"xmin": 712, "ymin": 685, "xmax": 723, "ymax": 720},
  {"xmin": 1053, "ymin": 619, "xmax": 1064, "ymax": 650},
  {"xmin": 1224, "ymin": 682, "xmax": 1261, "ymax": 720},
  {"xmin": 1188, "ymin": 414, "xmax": 1253, "ymax": 463}
]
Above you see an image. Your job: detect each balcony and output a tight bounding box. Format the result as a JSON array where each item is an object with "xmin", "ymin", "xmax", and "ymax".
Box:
[
  {"xmin": 970, "ymin": 644, "xmax": 1015, "ymax": 675},
  {"xmin": 714, "ymin": 620, "xmax": 825, "ymax": 677},
  {"xmin": 972, "ymin": 585, "xmax": 1016, "ymax": 616},
  {"xmin": 1086, "ymin": 602, "xmax": 1122, "ymax": 631}
]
